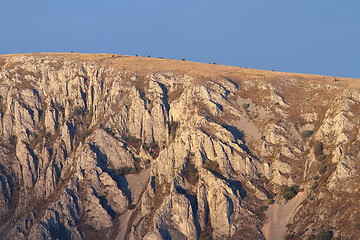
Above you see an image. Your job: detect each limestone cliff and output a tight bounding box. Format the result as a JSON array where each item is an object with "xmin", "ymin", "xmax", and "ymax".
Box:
[{"xmin": 0, "ymin": 53, "xmax": 359, "ymax": 240}]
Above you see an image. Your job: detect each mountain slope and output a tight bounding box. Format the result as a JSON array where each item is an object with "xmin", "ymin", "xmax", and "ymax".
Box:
[{"xmin": 0, "ymin": 53, "xmax": 359, "ymax": 240}]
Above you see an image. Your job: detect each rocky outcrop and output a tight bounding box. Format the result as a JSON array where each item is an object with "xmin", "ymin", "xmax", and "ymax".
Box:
[{"xmin": 0, "ymin": 54, "xmax": 359, "ymax": 239}]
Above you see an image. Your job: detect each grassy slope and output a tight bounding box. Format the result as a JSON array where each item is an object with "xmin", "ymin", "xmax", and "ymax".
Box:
[{"xmin": 1, "ymin": 52, "xmax": 359, "ymax": 89}]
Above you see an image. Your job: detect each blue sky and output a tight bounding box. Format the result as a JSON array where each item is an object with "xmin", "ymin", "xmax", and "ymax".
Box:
[{"xmin": 1, "ymin": 0, "xmax": 359, "ymax": 78}]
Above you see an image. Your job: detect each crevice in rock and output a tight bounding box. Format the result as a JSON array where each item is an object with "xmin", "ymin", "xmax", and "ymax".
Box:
[
  {"xmin": 92, "ymin": 188, "xmax": 116, "ymax": 220},
  {"xmin": 40, "ymin": 210, "xmax": 72, "ymax": 240},
  {"xmin": 174, "ymin": 185, "xmax": 201, "ymax": 237},
  {"xmin": 88, "ymin": 143, "xmax": 132, "ymax": 203}
]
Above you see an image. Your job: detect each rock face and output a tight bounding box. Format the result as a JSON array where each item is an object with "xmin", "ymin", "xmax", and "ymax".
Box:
[{"xmin": 0, "ymin": 53, "xmax": 359, "ymax": 240}]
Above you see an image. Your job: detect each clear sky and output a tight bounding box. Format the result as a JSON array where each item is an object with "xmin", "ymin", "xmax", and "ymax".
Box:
[{"xmin": 1, "ymin": 0, "xmax": 359, "ymax": 78}]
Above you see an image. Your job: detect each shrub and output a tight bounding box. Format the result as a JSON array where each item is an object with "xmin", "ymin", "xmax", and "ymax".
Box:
[
  {"xmin": 300, "ymin": 130, "xmax": 313, "ymax": 140},
  {"xmin": 167, "ymin": 88, "xmax": 184, "ymax": 101},
  {"xmin": 144, "ymin": 159, "xmax": 151, "ymax": 166},
  {"xmin": 317, "ymin": 154, "xmax": 326, "ymax": 161},
  {"xmin": 80, "ymin": 130, "xmax": 92, "ymax": 142},
  {"xmin": 282, "ymin": 185, "xmax": 300, "ymax": 200},
  {"xmin": 9, "ymin": 135, "xmax": 17, "ymax": 145},
  {"xmin": 115, "ymin": 166, "xmax": 138, "ymax": 175},
  {"xmin": 203, "ymin": 160, "xmax": 220, "ymax": 174},
  {"xmin": 199, "ymin": 232, "xmax": 212, "ymax": 240},
  {"xmin": 312, "ymin": 182, "xmax": 319, "ymax": 190},
  {"xmin": 183, "ymin": 162, "xmax": 199, "ymax": 185},
  {"xmin": 143, "ymin": 142, "xmax": 159, "ymax": 158},
  {"xmin": 314, "ymin": 142, "xmax": 326, "ymax": 161},
  {"xmin": 284, "ymin": 233, "xmax": 294, "ymax": 240},
  {"xmin": 125, "ymin": 136, "xmax": 142, "ymax": 150},
  {"xmin": 314, "ymin": 142, "xmax": 323, "ymax": 156},
  {"xmin": 319, "ymin": 165, "xmax": 327, "ymax": 174},
  {"xmin": 316, "ymin": 231, "xmax": 332, "ymax": 240},
  {"xmin": 199, "ymin": 223, "xmax": 213, "ymax": 240},
  {"xmin": 74, "ymin": 106, "xmax": 88, "ymax": 116},
  {"xmin": 127, "ymin": 203, "xmax": 136, "ymax": 210},
  {"xmin": 302, "ymin": 149, "xmax": 310, "ymax": 155},
  {"xmin": 260, "ymin": 135, "xmax": 265, "ymax": 140},
  {"xmin": 44, "ymin": 132, "xmax": 55, "ymax": 149},
  {"xmin": 242, "ymin": 103, "xmax": 250, "ymax": 109},
  {"xmin": 283, "ymin": 189, "xmax": 295, "ymax": 200},
  {"xmin": 170, "ymin": 121, "xmax": 179, "ymax": 140},
  {"xmin": 267, "ymin": 199, "xmax": 275, "ymax": 205},
  {"xmin": 134, "ymin": 157, "xmax": 141, "ymax": 164},
  {"xmin": 55, "ymin": 104, "xmax": 65, "ymax": 112},
  {"xmin": 260, "ymin": 175, "xmax": 270, "ymax": 184}
]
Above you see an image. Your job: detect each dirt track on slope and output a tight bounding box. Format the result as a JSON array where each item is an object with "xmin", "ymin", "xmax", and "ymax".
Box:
[{"xmin": 262, "ymin": 191, "xmax": 307, "ymax": 240}]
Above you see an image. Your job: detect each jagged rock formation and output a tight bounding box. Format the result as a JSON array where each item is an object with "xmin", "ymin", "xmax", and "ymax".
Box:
[{"xmin": 0, "ymin": 53, "xmax": 359, "ymax": 240}]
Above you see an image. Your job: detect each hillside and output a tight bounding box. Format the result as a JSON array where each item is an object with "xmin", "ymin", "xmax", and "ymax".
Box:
[{"xmin": 0, "ymin": 53, "xmax": 359, "ymax": 240}]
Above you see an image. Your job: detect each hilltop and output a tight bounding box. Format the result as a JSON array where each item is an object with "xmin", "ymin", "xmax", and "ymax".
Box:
[{"xmin": 0, "ymin": 53, "xmax": 359, "ymax": 240}]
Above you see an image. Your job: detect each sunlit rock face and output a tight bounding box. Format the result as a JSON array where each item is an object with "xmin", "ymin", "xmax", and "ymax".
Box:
[{"xmin": 0, "ymin": 53, "xmax": 359, "ymax": 240}]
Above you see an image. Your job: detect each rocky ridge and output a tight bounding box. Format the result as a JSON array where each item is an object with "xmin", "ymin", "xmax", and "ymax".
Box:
[{"xmin": 0, "ymin": 53, "xmax": 359, "ymax": 239}]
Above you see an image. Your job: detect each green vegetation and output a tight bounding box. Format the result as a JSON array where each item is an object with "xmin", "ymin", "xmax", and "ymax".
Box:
[
  {"xmin": 316, "ymin": 231, "xmax": 332, "ymax": 240},
  {"xmin": 28, "ymin": 129, "xmax": 46, "ymax": 149},
  {"xmin": 284, "ymin": 233, "xmax": 294, "ymax": 240},
  {"xmin": 267, "ymin": 199, "xmax": 275, "ymax": 205},
  {"xmin": 312, "ymin": 182, "xmax": 319, "ymax": 191},
  {"xmin": 80, "ymin": 129, "xmax": 92, "ymax": 142},
  {"xmin": 282, "ymin": 185, "xmax": 300, "ymax": 200},
  {"xmin": 302, "ymin": 149, "xmax": 310, "ymax": 156},
  {"xmin": 125, "ymin": 136, "xmax": 142, "ymax": 150},
  {"xmin": 144, "ymin": 159, "xmax": 151, "ymax": 166},
  {"xmin": 203, "ymin": 160, "xmax": 221, "ymax": 174},
  {"xmin": 54, "ymin": 103, "xmax": 65, "ymax": 113},
  {"xmin": 314, "ymin": 141, "xmax": 323, "ymax": 156},
  {"xmin": 149, "ymin": 181, "xmax": 171, "ymax": 212},
  {"xmin": 74, "ymin": 106, "xmax": 88, "ymax": 116},
  {"xmin": 143, "ymin": 142, "xmax": 160, "ymax": 158},
  {"xmin": 199, "ymin": 223, "xmax": 213, "ymax": 240},
  {"xmin": 125, "ymin": 136, "xmax": 159, "ymax": 157},
  {"xmin": 242, "ymin": 103, "xmax": 250, "ymax": 109},
  {"xmin": 317, "ymin": 154, "xmax": 326, "ymax": 161},
  {"xmin": 183, "ymin": 162, "xmax": 199, "ymax": 185},
  {"xmin": 170, "ymin": 121, "xmax": 179, "ymax": 140},
  {"xmin": 260, "ymin": 135, "xmax": 265, "ymax": 140},
  {"xmin": 300, "ymin": 130, "xmax": 313, "ymax": 140},
  {"xmin": 115, "ymin": 166, "xmax": 139, "ymax": 175},
  {"xmin": 318, "ymin": 165, "xmax": 327, "ymax": 174},
  {"xmin": 315, "ymin": 145, "xmax": 326, "ymax": 161},
  {"xmin": 167, "ymin": 87, "xmax": 184, "ymax": 101},
  {"xmin": 134, "ymin": 157, "xmax": 141, "ymax": 164},
  {"xmin": 9, "ymin": 135, "xmax": 17, "ymax": 145},
  {"xmin": 260, "ymin": 175, "xmax": 270, "ymax": 184},
  {"xmin": 314, "ymin": 142, "xmax": 326, "ymax": 161},
  {"xmin": 127, "ymin": 203, "xmax": 136, "ymax": 210}
]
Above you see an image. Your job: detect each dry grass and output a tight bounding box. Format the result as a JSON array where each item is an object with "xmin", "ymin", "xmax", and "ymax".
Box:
[{"xmin": 1, "ymin": 53, "xmax": 359, "ymax": 89}]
